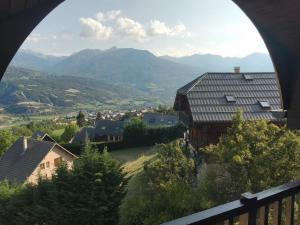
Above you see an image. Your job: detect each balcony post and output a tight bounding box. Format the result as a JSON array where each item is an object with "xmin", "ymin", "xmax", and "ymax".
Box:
[{"xmin": 240, "ymin": 192, "xmax": 258, "ymax": 225}]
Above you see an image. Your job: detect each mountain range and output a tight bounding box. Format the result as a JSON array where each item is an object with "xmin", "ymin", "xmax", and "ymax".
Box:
[
  {"xmin": 12, "ymin": 48, "xmax": 200, "ymax": 94},
  {"xmin": 1, "ymin": 47, "xmax": 274, "ymax": 114},
  {"xmin": 162, "ymin": 53, "xmax": 274, "ymax": 72}
]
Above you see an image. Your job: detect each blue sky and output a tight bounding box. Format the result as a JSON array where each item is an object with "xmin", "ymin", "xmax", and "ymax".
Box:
[{"xmin": 21, "ymin": 0, "xmax": 269, "ymax": 57}]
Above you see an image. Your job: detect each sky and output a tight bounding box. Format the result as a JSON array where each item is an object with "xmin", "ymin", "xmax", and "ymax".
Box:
[{"xmin": 21, "ymin": 0, "xmax": 269, "ymax": 57}]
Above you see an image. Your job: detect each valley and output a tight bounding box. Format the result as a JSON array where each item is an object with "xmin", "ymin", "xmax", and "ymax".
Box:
[{"xmin": 0, "ymin": 47, "xmax": 274, "ymax": 126}]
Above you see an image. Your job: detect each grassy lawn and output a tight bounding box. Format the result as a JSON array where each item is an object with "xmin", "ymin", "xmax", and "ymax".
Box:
[
  {"xmin": 110, "ymin": 146, "xmax": 157, "ymax": 177},
  {"xmin": 51, "ymin": 128, "xmax": 65, "ymax": 137},
  {"xmin": 110, "ymin": 146, "xmax": 155, "ymax": 163}
]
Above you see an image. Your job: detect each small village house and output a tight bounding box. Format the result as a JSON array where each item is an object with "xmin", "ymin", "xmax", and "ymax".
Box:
[
  {"xmin": 72, "ymin": 119, "xmax": 124, "ymax": 144},
  {"xmin": 0, "ymin": 135, "xmax": 77, "ymax": 184},
  {"xmin": 174, "ymin": 69, "xmax": 286, "ymax": 149},
  {"xmin": 71, "ymin": 127, "xmax": 95, "ymax": 144},
  {"xmin": 95, "ymin": 120, "xmax": 124, "ymax": 142}
]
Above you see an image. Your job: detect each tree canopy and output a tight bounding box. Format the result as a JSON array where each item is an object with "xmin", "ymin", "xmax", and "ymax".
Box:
[
  {"xmin": 0, "ymin": 130, "xmax": 15, "ymax": 157},
  {"xmin": 76, "ymin": 111, "xmax": 85, "ymax": 127},
  {"xmin": 119, "ymin": 141, "xmax": 207, "ymax": 225},
  {"xmin": 61, "ymin": 124, "xmax": 79, "ymax": 143},
  {"xmin": 0, "ymin": 144, "xmax": 126, "ymax": 225},
  {"xmin": 201, "ymin": 110, "xmax": 300, "ymax": 203}
]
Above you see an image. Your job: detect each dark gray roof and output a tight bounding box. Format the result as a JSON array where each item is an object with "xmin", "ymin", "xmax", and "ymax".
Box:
[
  {"xmin": 32, "ymin": 131, "xmax": 56, "ymax": 142},
  {"xmin": 143, "ymin": 113, "xmax": 178, "ymax": 127},
  {"xmin": 176, "ymin": 72, "xmax": 285, "ymax": 123},
  {"xmin": 95, "ymin": 120, "xmax": 124, "ymax": 136},
  {"xmin": 177, "ymin": 74, "xmax": 205, "ymax": 95},
  {"xmin": 0, "ymin": 137, "xmax": 77, "ymax": 184},
  {"xmin": 71, "ymin": 128, "xmax": 95, "ymax": 144}
]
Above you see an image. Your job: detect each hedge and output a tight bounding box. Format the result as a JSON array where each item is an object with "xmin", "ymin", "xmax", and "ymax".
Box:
[{"xmin": 62, "ymin": 123, "xmax": 186, "ymax": 155}]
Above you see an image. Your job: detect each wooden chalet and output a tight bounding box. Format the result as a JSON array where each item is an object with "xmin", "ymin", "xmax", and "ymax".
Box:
[{"xmin": 174, "ymin": 71, "xmax": 286, "ymax": 149}]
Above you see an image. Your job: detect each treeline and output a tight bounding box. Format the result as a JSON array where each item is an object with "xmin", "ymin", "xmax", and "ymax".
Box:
[
  {"xmin": 123, "ymin": 117, "xmax": 185, "ymax": 147},
  {"xmin": 62, "ymin": 118, "xmax": 186, "ymax": 155},
  {"xmin": 0, "ymin": 145, "xmax": 126, "ymax": 225},
  {"xmin": 0, "ymin": 121, "xmax": 65, "ymax": 156}
]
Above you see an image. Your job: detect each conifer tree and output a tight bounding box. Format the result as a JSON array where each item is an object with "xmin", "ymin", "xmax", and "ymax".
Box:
[
  {"xmin": 96, "ymin": 112, "xmax": 102, "ymax": 120},
  {"xmin": 76, "ymin": 111, "xmax": 85, "ymax": 127}
]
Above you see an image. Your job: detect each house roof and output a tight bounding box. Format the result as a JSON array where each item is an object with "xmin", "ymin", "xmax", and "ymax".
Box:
[
  {"xmin": 95, "ymin": 120, "xmax": 124, "ymax": 136},
  {"xmin": 177, "ymin": 75, "xmax": 205, "ymax": 95},
  {"xmin": 71, "ymin": 127, "xmax": 95, "ymax": 144},
  {"xmin": 32, "ymin": 131, "xmax": 56, "ymax": 142},
  {"xmin": 143, "ymin": 113, "xmax": 178, "ymax": 127},
  {"xmin": 175, "ymin": 72, "xmax": 285, "ymax": 123},
  {"xmin": 0, "ymin": 137, "xmax": 77, "ymax": 184}
]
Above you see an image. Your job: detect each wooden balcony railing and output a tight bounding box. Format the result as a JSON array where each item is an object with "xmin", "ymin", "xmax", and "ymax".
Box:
[{"xmin": 161, "ymin": 180, "xmax": 300, "ymax": 225}]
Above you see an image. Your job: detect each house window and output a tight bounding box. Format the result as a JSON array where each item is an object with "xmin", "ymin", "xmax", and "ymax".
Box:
[
  {"xmin": 40, "ymin": 163, "xmax": 45, "ymax": 170},
  {"xmin": 225, "ymin": 95, "xmax": 236, "ymax": 103},
  {"xmin": 259, "ymin": 101, "xmax": 271, "ymax": 109},
  {"xmin": 54, "ymin": 157, "xmax": 63, "ymax": 167},
  {"xmin": 46, "ymin": 162, "xmax": 50, "ymax": 168}
]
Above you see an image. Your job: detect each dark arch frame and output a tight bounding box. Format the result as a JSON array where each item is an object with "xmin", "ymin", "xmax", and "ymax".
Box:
[
  {"xmin": 0, "ymin": 0, "xmax": 63, "ymax": 77},
  {"xmin": 233, "ymin": 0, "xmax": 300, "ymax": 129},
  {"xmin": 0, "ymin": 0, "xmax": 299, "ymax": 128}
]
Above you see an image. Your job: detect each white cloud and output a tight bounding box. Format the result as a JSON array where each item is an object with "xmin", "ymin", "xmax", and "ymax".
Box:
[
  {"xmin": 79, "ymin": 17, "xmax": 113, "ymax": 40},
  {"xmin": 79, "ymin": 10, "xmax": 191, "ymax": 42},
  {"xmin": 173, "ymin": 23, "xmax": 191, "ymax": 37},
  {"xmin": 116, "ymin": 17, "xmax": 146, "ymax": 42},
  {"xmin": 149, "ymin": 20, "xmax": 171, "ymax": 36},
  {"xmin": 149, "ymin": 20, "xmax": 190, "ymax": 37}
]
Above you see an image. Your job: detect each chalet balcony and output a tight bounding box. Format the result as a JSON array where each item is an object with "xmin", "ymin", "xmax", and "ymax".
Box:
[{"xmin": 162, "ymin": 180, "xmax": 300, "ymax": 225}]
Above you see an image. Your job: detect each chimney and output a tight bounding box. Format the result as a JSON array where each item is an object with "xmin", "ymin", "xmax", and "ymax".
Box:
[
  {"xmin": 234, "ymin": 66, "xmax": 240, "ymax": 74},
  {"xmin": 22, "ymin": 137, "xmax": 28, "ymax": 151}
]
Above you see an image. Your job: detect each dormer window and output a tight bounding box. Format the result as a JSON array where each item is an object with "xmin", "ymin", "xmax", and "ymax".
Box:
[
  {"xmin": 244, "ymin": 74, "xmax": 254, "ymax": 80},
  {"xmin": 225, "ymin": 95, "xmax": 236, "ymax": 103},
  {"xmin": 259, "ymin": 101, "xmax": 271, "ymax": 109}
]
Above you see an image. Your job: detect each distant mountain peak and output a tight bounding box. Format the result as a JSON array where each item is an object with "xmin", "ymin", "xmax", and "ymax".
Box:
[
  {"xmin": 70, "ymin": 48, "xmax": 102, "ymax": 56},
  {"xmin": 106, "ymin": 46, "xmax": 118, "ymax": 51}
]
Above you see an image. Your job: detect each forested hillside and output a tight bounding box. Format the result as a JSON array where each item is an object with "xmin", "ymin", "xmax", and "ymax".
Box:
[{"xmin": 0, "ymin": 66, "xmax": 159, "ymax": 114}]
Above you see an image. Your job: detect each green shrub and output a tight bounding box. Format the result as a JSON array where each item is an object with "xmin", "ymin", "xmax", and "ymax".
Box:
[
  {"xmin": 200, "ymin": 110, "xmax": 300, "ymax": 204},
  {"xmin": 119, "ymin": 141, "xmax": 208, "ymax": 225},
  {"xmin": 123, "ymin": 118, "xmax": 185, "ymax": 147},
  {"xmin": 61, "ymin": 124, "xmax": 79, "ymax": 143}
]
